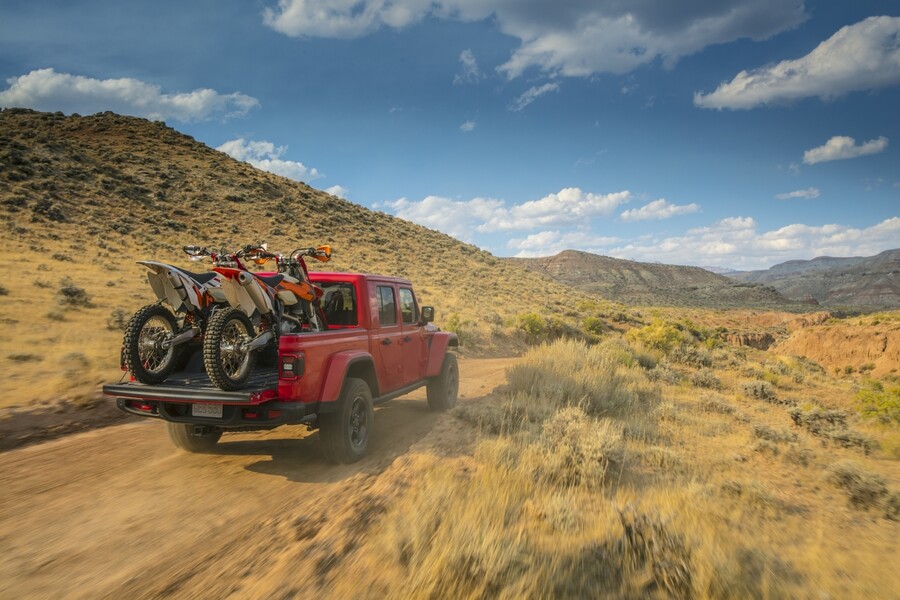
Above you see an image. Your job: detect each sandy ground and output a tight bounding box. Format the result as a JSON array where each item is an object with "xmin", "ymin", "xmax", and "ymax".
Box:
[{"xmin": 0, "ymin": 357, "xmax": 516, "ymax": 600}]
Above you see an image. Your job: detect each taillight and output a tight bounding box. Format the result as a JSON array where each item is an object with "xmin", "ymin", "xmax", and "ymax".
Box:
[{"xmin": 280, "ymin": 353, "xmax": 305, "ymax": 379}]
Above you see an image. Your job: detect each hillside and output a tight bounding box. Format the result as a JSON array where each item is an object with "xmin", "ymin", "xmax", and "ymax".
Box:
[
  {"xmin": 730, "ymin": 250, "xmax": 900, "ymax": 308},
  {"xmin": 0, "ymin": 108, "xmax": 614, "ymax": 406},
  {"xmin": 509, "ymin": 250, "xmax": 796, "ymax": 308}
]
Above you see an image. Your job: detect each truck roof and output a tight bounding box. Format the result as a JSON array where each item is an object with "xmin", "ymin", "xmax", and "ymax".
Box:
[{"xmin": 309, "ymin": 271, "xmax": 413, "ymax": 286}]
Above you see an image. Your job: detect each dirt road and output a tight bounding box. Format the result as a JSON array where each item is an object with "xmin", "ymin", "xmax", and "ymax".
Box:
[{"xmin": 0, "ymin": 357, "xmax": 516, "ymax": 599}]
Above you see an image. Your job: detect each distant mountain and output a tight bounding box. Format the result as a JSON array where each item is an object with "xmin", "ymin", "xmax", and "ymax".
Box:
[
  {"xmin": 702, "ymin": 266, "xmax": 741, "ymax": 275},
  {"xmin": 729, "ymin": 250, "xmax": 900, "ymax": 308},
  {"xmin": 508, "ymin": 250, "xmax": 795, "ymax": 308}
]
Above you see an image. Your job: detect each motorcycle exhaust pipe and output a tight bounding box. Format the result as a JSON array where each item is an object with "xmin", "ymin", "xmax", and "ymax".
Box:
[
  {"xmin": 161, "ymin": 327, "xmax": 199, "ymax": 349},
  {"xmin": 237, "ymin": 271, "xmax": 272, "ymax": 315},
  {"xmin": 240, "ymin": 330, "xmax": 274, "ymax": 352}
]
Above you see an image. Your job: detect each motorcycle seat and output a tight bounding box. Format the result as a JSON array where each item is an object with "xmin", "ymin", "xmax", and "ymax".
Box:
[
  {"xmin": 257, "ymin": 274, "xmax": 284, "ymax": 287},
  {"xmin": 183, "ymin": 270, "xmax": 219, "ymax": 285}
]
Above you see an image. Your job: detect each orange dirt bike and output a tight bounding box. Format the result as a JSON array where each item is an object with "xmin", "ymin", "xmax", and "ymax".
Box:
[
  {"xmin": 202, "ymin": 245, "xmax": 332, "ymax": 391},
  {"xmin": 121, "ymin": 245, "xmax": 251, "ymax": 384}
]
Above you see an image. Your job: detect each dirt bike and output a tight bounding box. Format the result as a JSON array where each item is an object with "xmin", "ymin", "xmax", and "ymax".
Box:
[
  {"xmin": 122, "ymin": 245, "xmax": 245, "ymax": 384},
  {"xmin": 202, "ymin": 245, "xmax": 332, "ymax": 391}
]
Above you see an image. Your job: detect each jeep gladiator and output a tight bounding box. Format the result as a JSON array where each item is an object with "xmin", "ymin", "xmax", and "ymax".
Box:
[{"xmin": 103, "ymin": 272, "xmax": 459, "ymax": 463}]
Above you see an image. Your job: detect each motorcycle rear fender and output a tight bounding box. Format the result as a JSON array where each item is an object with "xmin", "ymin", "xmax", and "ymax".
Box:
[
  {"xmin": 139, "ymin": 261, "xmax": 208, "ymax": 312},
  {"xmin": 219, "ymin": 277, "xmax": 262, "ymax": 317}
]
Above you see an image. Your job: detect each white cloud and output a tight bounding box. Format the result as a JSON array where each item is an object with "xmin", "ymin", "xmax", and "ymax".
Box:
[
  {"xmin": 379, "ymin": 195, "xmax": 507, "ymax": 241},
  {"xmin": 217, "ymin": 138, "xmax": 321, "ymax": 181},
  {"xmin": 510, "ymin": 83, "xmax": 559, "ymax": 111},
  {"xmin": 620, "ymin": 199, "xmax": 700, "ymax": 221},
  {"xmin": 803, "ymin": 136, "xmax": 889, "ymax": 165},
  {"xmin": 380, "ymin": 187, "xmax": 632, "ymax": 238},
  {"xmin": 325, "ymin": 185, "xmax": 349, "ymax": 198},
  {"xmin": 264, "ymin": 1, "xmax": 806, "ymax": 79},
  {"xmin": 695, "ymin": 16, "xmax": 900, "ymax": 109},
  {"xmin": 454, "ymin": 49, "xmax": 484, "ymax": 85},
  {"xmin": 508, "ymin": 230, "xmax": 621, "ymax": 258},
  {"xmin": 460, "ymin": 120, "xmax": 476, "ymax": 132},
  {"xmin": 0, "ymin": 68, "xmax": 258, "ymax": 122},
  {"xmin": 604, "ymin": 216, "xmax": 900, "ymax": 269},
  {"xmin": 775, "ymin": 187, "xmax": 820, "ymax": 200}
]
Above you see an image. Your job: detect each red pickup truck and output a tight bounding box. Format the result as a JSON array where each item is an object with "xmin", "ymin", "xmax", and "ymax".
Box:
[{"xmin": 103, "ymin": 272, "xmax": 459, "ymax": 463}]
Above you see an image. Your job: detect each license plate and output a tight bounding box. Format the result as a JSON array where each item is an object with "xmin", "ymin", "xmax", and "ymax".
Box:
[{"xmin": 192, "ymin": 403, "xmax": 223, "ymax": 418}]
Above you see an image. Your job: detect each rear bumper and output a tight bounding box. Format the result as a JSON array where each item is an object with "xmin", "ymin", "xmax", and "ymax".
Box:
[{"xmin": 114, "ymin": 397, "xmax": 318, "ymax": 428}]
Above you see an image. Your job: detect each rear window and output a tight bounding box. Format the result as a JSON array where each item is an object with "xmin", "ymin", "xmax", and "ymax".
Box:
[
  {"xmin": 377, "ymin": 286, "xmax": 397, "ymax": 326},
  {"xmin": 320, "ymin": 282, "xmax": 358, "ymax": 326}
]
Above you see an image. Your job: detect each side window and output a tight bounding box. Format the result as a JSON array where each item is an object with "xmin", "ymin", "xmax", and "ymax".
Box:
[
  {"xmin": 399, "ymin": 288, "xmax": 417, "ymax": 324},
  {"xmin": 377, "ymin": 286, "xmax": 396, "ymax": 326}
]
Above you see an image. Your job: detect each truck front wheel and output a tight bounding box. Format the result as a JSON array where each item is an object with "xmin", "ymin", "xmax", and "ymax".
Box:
[
  {"xmin": 167, "ymin": 422, "xmax": 222, "ymax": 453},
  {"xmin": 320, "ymin": 377, "xmax": 373, "ymax": 464},
  {"xmin": 427, "ymin": 353, "xmax": 459, "ymax": 411}
]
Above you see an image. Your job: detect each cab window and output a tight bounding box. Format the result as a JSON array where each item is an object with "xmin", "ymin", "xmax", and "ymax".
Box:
[
  {"xmin": 377, "ymin": 286, "xmax": 397, "ymax": 326},
  {"xmin": 399, "ymin": 288, "xmax": 417, "ymax": 324}
]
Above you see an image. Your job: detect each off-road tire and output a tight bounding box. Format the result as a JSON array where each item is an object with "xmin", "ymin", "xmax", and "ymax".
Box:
[
  {"xmin": 427, "ymin": 352, "xmax": 459, "ymax": 411},
  {"xmin": 167, "ymin": 422, "xmax": 222, "ymax": 453},
  {"xmin": 123, "ymin": 304, "xmax": 181, "ymax": 384},
  {"xmin": 203, "ymin": 307, "xmax": 256, "ymax": 391},
  {"xmin": 320, "ymin": 378, "xmax": 374, "ymax": 464}
]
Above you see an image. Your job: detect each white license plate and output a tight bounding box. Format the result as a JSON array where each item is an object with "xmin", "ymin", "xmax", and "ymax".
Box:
[{"xmin": 191, "ymin": 403, "xmax": 223, "ymax": 418}]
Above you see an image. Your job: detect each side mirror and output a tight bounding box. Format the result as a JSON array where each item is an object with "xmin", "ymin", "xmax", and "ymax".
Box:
[{"xmin": 420, "ymin": 306, "xmax": 435, "ymax": 325}]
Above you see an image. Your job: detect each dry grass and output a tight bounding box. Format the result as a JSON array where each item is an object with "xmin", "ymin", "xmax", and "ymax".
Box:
[{"xmin": 335, "ymin": 338, "xmax": 900, "ymax": 598}]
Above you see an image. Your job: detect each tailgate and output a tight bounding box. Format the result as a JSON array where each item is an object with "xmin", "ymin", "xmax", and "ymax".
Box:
[{"xmin": 103, "ymin": 368, "xmax": 279, "ymax": 404}]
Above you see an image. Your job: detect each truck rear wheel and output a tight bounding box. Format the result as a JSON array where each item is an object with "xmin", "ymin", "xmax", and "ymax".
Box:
[
  {"xmin": 320, "ymin": 377, "xmax": 373, "ymax": 464},
  {"xmin": 167, "ymin": 422, "xmax": 222, "ymax": 453},
  {"xmin": 427, "ymin": 353, "xmax": 459, "ymax": 411}
]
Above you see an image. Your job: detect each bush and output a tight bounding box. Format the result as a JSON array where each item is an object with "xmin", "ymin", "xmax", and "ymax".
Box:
[
  {"xmin": 742, "ymin": 381, "xmax": 776, "ymax": 402},
  {"xmin": 828, "ymin": 461, "xmax": 888, "ymax": 509},
  {"xmin": 855, "ymin": 380, "xmax": 900, "ymax": 424},
  {"xmin": 59, "ymin": 278, "xmax": 91, "ymax": 307},
  {"xmin": 106, "ymin": 308, "xmax": 130, "ymax": 331},
  {"xmin": 690, "ymin": 369, "xmax": 721, "ymax": 390},
  {"xmin": 671, "ymin": 345, "xmax": 713, "ymax": 368},
  {"xmin": 516, "ymin": 312, "xmax": 546, "ymax": 344},
  {"xmin": 626, "ymin": 319, "xmax": 686, "ymax": 354},
  {"xmin": 582, "ymin": 316, "xmax": 605, "ymax": 336}
]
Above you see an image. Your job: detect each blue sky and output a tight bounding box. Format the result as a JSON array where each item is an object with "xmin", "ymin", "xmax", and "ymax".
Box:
[{"xmin": 1, "ymin": 0, "xmax": 897, "ymax": 270}]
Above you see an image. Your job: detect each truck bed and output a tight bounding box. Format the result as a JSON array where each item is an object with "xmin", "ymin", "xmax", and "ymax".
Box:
[{"xmin": 103, "ymin": 348, "xmax": 279, "ymax": 404}]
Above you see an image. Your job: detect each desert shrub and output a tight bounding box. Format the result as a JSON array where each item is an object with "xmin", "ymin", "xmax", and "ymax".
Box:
[
  {"xmin": 444, "ymin": 313, "xmax": 474, "ymax": 347},
  {"xmin": 752, "ymin": 424, "xmax": 796, "ymax": 443},
  {"xmin": 106, "ymin": 307, "xmax": 130, "ymax": 331},
  {"xmin": 647, "ymin": 363, "xmax": 681, "ymax": 385},
  {"xmin": 885, "ymin": 492, "xmax": 900, "ymax": 521},
  {"xmin": 670, "ymin": 345, "xmax": 712, "ymax": 368},
  {"xmin": 828, "ymin": 461, "xmax": 888, "ymax": 509},
  {"xmin": 742, "ymin": 381, "xmax": 777, "ymax": 402},
  {"xmin": 698, "ymin": 394, "xmax": 735, "ymax": 414},
  {"xmin": 516, "ymin": 312, "xmax": 546, "ymax": 343},
  {"xmin": 855, "ymin": 380, "xmax": 900, "ymax": 424},
  {"xmin": 0, "ymin": 284, "xmax": 8, "ymax": 296},
  {"xmin": 506, "ymin": 338, "xmax": 654, "ymax": 417},
  {"xmin": 582, "ymin": 316, "xmax": 605, "ymax": 336},
  {"xmin": 789, "ymin": 406, "xmax": 847, "ymax": 434},
  {"xmin": 634, "ymin": 352, "xmax": 657, "ymax": 370},
  {"xmin": 8, "ymin": 353, "xmax": 41, "ymax": 362},
  {"xmin": 626, "ymin": 319, "xmax": 686, "ymax": 354},
  {"xmin": 690, "ymin": 369, "xmax": 721, "ymax": 390},
  {"xmin": 529, "ymin": 407, "xmax": 624, "ymax": 488},
  {"xmin": 59, "ymin": 278, "xmax": 91, "ymax": 307}
]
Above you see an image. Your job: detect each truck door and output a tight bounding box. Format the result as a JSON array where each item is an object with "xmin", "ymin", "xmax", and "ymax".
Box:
[
  {"xmin": 372, "ymin": 284, "xmax": 405, "ymax": 392},
  {"xmin": 398, "ymin": 287, "xmax": 427, "ymax": 385}
]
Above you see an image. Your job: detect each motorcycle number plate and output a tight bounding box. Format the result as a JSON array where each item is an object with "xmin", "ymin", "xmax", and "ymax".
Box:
[{"xmin": 191, "ymin": 403, "xmax": 223, "ymax": 418}]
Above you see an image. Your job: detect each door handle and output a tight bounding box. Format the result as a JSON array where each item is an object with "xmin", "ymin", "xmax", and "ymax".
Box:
[
  {"xmin": 381, "ymin": 338, "xmax": 392, "ymax": 346},
  {"xmin": 403, "ymin": 336, "xmax": 412, "ymax": 342}
]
